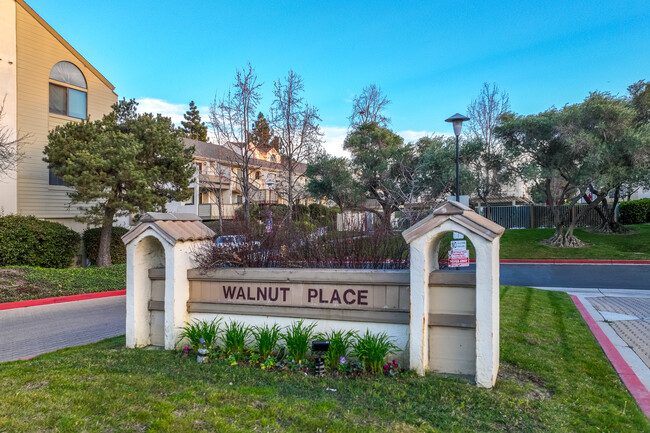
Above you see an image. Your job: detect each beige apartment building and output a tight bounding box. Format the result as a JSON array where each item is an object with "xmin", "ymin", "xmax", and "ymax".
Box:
[
  {"xmin": 0, "ymin": 0, "xmax": 117, "ymax": 230},
  {"xmin": 169, "ymin": 138, "xmax": 309, "ymax": 220}
]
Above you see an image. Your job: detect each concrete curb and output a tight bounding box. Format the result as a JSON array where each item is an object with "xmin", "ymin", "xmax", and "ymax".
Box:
[
  {"xmin": 571, "ymin": 295, "xmax": 650, "ymax": 417},
  {"xmin": 0, "ymin": 290, "xmax": 126, "ymax": 311},
  {"xmin": 439, "ymin": 259, "xmax": 650, "ymax": 265}
]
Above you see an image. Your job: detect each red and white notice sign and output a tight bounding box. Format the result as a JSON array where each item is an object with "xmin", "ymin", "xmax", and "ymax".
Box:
[{"xmin": 448, "ymin": 250, "xmax": 469, "ymax": 267}]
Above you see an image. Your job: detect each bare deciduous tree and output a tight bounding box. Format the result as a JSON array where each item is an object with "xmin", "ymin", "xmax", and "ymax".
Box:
[
  {"xmin": 0, "ymin": 96, "xmax": 24, "ymax": 180},
  {"xmin": 348, "ymin": 84, "xmax": 391, "ymax": 128},
  {"xmin": 466, "ymin": 83, "xmax": 512, "ymax": 215},
  {"xmin": 271, "ymin": 70, "xmax": 323, "ymax": 219},
  {"xmin": 209, "ymin": 64, "xmax": 262, "ymax": 229}
]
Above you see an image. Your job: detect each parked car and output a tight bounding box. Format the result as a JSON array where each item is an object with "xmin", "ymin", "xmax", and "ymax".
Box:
[{"xmin": 214, "ymin": 235, "xmax": 260, "ymax": 248}]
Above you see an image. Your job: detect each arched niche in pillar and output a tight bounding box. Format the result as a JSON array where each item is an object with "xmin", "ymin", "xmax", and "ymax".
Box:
[
  {"xmin": 403, "ymin": 201, "xmax": 504, "ymax": 388},
  {"xmin": 123, "ymin": 213, "xmax": 215, "ymax": 350}
]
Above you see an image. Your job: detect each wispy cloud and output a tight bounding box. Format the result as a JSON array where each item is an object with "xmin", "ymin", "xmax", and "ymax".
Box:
[
  {"xmin": 398, "ymin": 130, "xmax": 436, "ymax": 142},
  {"xmin": 135, "ymin": 98, "xmax": 210, "ymax": 128},
  {"xmin": 320, "ymin": 126, "xmax": 349, "ymax": 158}
]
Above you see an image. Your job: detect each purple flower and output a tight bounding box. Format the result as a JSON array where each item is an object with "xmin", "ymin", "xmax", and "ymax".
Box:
[{"xmin": 339, "ymin": 356, "xmax": 347, "ymax": 364}]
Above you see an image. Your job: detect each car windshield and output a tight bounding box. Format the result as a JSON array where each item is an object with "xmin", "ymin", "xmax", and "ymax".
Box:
[{"xmin": 216, "ymin": 235, "xmax": 247, "ymax": 244}]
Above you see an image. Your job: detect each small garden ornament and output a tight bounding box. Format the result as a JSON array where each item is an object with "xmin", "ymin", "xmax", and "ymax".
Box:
[{"xmin": 197, "ymin": 337, "xmax": 209, "ymax": 363}]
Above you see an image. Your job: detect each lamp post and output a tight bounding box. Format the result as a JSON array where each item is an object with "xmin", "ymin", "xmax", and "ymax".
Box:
[
  {"xmin": 445, "ymin": 113, "xmax": 470, "ymax": 202},
  {"xmin": 265, "ymin": 180, "xmax": 274, "ymax": 232},
  {"xmin": 265, "ymin": 180, "xmax": 274, "ymax": 203}
]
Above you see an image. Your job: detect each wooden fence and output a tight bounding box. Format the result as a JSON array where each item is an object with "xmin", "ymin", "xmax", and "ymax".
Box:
[{"xmin": 475, "ymin": 204, "xmax": 603, "ymax": 229}]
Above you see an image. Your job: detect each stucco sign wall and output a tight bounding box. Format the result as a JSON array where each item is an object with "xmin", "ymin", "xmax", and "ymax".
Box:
[{"xmin": 185, "ymin": 268, "xmax": 411, "ymax": 325}]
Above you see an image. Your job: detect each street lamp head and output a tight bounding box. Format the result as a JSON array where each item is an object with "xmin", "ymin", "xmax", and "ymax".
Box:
[{"xmin": 445, "ymin": 113, "xmax": 470, "ymax": 137}]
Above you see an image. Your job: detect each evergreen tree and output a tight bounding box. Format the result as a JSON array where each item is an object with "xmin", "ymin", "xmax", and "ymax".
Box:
[
  {"xmin": 181, "ymin": 101, "xmax": 208, "ymax": 142},
  {"xmin": 250, "ymin": 112, "xmax": 278, "ymax": 150},
  {"xmin": 44, "ymin": 99, "xmax": 195, "ymax": 267}
]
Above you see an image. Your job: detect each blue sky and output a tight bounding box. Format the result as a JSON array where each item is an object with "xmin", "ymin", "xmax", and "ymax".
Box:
[{"xmin": 28, "ymin": 0, "xmax": 650, "ymax": 155}]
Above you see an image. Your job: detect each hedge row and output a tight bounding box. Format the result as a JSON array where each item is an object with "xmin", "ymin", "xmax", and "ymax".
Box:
[
  {"xmin": 619, "ymin": 198, "xmax": 650, "ymax": 224},
  {"xmin": 82, "ymin": 226, "xmax": 129, "ymax": 265},
  {"xmin": 0, "ymin": 215, "xmax": 80, "ymax": 268},
  {"xmin": 236, "ymin": 203, "xmax": 340, "ymax": 228}
]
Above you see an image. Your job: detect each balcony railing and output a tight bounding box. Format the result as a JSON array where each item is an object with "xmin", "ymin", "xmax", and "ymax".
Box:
[{"xmin": 198, "ymin": 203, "xmax": 238, "ymax": 220}]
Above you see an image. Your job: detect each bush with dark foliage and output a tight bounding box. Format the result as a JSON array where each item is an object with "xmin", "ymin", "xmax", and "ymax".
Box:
[
  {"xmin": 619, "ymin": 199, "xmax": 650, "ymax": 225},
  {"xmin": 0, "ymin": 215, "xmax": 80, "ymax": 268},
  {"xmin": 83, "ymin": 226, "xmax": 129, "ymax": 265}
]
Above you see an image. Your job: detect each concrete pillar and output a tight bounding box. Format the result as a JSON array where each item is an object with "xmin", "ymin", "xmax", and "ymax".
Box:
[{"xmin": 403, "ymin": 201, "xmax": 504, "ymax": 388}]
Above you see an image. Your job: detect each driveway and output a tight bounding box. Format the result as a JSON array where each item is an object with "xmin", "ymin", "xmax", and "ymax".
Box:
[{"xmin": 0, "ymin": 296, "xmax": 125, "ymax": 362}]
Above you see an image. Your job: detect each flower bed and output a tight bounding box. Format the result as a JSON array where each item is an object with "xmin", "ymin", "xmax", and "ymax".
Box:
[{"xmin": 176, "ymin": 317, "xmax": 403, "ymax": 378}]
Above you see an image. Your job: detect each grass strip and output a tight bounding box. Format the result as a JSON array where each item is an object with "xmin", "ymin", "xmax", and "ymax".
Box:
[
  {"xmin": 0, "ymin": 286, "xmax": 646, "ymax": 432},
  {"xmin": 499, "ymin": 225, "xmax": 650, "ymax": 260},
  {"xmin": 0, "ymin": 264, "xmax": 126, "ymax": 303}
]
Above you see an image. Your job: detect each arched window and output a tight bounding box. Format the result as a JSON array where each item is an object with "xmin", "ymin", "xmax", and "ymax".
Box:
[{"xmin": 49, "ymin": 61, "xmax": 87, "ymax": 119}]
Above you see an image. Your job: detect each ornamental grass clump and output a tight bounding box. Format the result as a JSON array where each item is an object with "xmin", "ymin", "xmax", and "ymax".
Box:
[
  {"xmin": 316, "ymin": 329, "xmax": 357, "ymax": 371},
  {"xmin": 222, "ymin": 320, "xmax": 250, "ymax": 356},
  {"xmin": 252, "ymin": 323, "xmax": 282, "ymax": 359},
  {"xmin": 177, "ymin": 318, "xmax": 222, "ymax": 350},
  {"xmin": 352, "ymin": 330, "xmax": 400, "ymax": 375},
  {"xmin": 282, "ymin": 319, "xmax": 316, "ymax": 363}
]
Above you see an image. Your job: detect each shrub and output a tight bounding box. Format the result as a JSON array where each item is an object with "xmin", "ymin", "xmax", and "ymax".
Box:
[
  {"xmin": 316, "ymin": 329, "xmax": 357, "ymax": 371},
  {"xmin": 308, "ymin": 203, "xmax": 339, "ymax": 229},
  {"xmin": 0, "ymin": 215, "xmax": 80, "ymax": 268},
  {"xmin": 83, "ymin": 226, "xmax": 129, "ymax": 265},
  {"xmin": 282, "ymin": 319, "xmax": 316, "ymax": 363},
  {"xmin": 222, "ymin": 320, "xmax": 250, "ymax": 356},
  {"xmin": 294, "ymin": 203, "xmax": 310, "ymax": 222},
  {"xmin": 252, "ymin": 323, "xmax": 282, "ymax": 358},
  {"xmin": 177, "ymin": 318, "xmax": 222, "ymax": 350},
  {"xmin": 352, "ymin": 330, "xmax": 400, "ymax": 375},
  {"xmin": 619, "ymin": 199, "xmax": 650, "ymax": 224}
]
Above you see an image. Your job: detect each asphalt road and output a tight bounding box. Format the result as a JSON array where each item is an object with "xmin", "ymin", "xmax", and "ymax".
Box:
[
  {"xmin": 0, "ymin": 296, "xmax": 125, "ymax": 363},
  {"xmin": 500, "ymin": 264, "xmax": 650, "ymax": 290}
]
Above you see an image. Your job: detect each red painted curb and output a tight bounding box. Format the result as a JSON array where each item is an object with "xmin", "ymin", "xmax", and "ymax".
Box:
[
  {"xmin": 571, "ymin": 295, "xmax": 650, "ymax": 417},
  {"xmin": 439, "ymin": 259, "xmax": 650, "ymax": 265},
  {"xmin": 0, "ymin": 290, "xmax": 126, "ymax": 311}
]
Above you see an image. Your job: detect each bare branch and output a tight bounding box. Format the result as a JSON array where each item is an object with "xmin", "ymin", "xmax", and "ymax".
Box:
[
  {"xmin": 349, "ymin": 84, "xmax": 391, "ymax": 128},
  {"xmin": 270, "ymin": 70, "xmax": 323, "ymax": 217},
  {"xmin": 0, "ymin": 95, "xmax": 25, "ymax": 178},
  {"xmin": 208, "ymin": 63, "xmax": 263, "ymax": 229}
]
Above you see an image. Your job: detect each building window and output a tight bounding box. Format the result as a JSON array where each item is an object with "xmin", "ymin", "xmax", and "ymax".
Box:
[
  {"xmin": 49, "ymin": 168, "xmax": 66, "ymax": 186},
  {"xmin": 270, "ymin": 154, "xmax": 276, "ymax": 162},
  {"xmin": 185, "ymin": 188, "xmax": 195, "ymax": 205},
  {"xmin": 49, "ymin": 61, "xmax": 87, "ymax": 119},
  {"xmin": 255, "ymin": 171, "xmax": 261, "ymax": 179}
]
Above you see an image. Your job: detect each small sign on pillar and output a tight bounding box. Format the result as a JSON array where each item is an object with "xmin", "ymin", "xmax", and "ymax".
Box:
[{"xmin": 448, "ymin": 250, "xmax": 469, "ymax": 267}]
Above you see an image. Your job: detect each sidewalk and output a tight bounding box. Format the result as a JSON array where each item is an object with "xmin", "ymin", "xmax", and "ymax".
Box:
[{"xmin": 536, "ymin": 287, "xmax": 650, "ymax": 417}]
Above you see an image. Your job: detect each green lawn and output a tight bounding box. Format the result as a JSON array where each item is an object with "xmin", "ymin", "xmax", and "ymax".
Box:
[
  {"xmin": 0, "ymin": 286, "xmax": 646, "ymax": 432},
  {"xmin": 0, "ymin": 264, "xmax": 126, "ymax": 303},
  {"xmin": 499, "ymin": 224, "xmax": 650, "ymax": 260}
]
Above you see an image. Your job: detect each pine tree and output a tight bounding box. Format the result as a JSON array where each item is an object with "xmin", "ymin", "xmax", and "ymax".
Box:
[
  {"xmin": 181, "ymin": 101, "xmax": 208, "ymax": 142},
  {"xmin": 44, "ymin": 99, "xmax": 195, "ymax": 267},
  {"xmin": 250, "ymin": 112, "xmax": 278, "ymax": 150}
]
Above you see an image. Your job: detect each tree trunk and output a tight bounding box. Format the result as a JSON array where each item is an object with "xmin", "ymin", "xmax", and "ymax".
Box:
[
  {"xmin": 216, "ymin": 186, "xmax": 223, "ymax": 235},
  {"xmin": 542, "ymin": 226, "xmax": 585, "ymax": 248},
  {"xmin": 591, "ymin": 188, "xmax": 629, "ymax": 234},
  {"xmin": 97, "ymin": 214, "xmax": 114, "ymax": 267}
]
